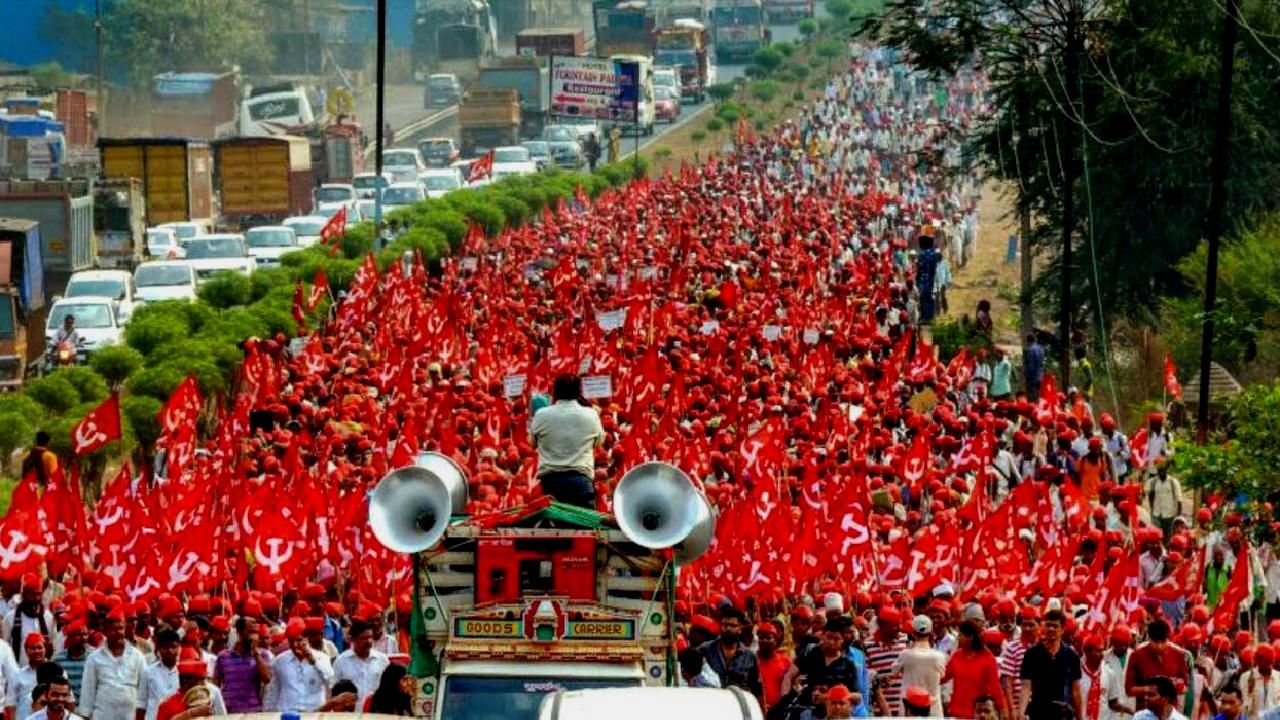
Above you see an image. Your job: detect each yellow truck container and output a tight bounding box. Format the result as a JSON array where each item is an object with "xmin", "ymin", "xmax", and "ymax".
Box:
[
  {"xmin": 98, "ymin": 139, "xmax": 215, "ymax": 229},
  {"xmin": 213, "ymin": 136, "xmax": 314, "ymax": 228}
]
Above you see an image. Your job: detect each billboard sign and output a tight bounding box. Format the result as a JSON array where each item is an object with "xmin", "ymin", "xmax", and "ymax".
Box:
[{"xmin": 550, "ymin": 56, "xmax": 641, "ymax": 122}]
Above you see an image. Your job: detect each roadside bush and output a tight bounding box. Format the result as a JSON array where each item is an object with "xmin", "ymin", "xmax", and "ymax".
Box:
[
  {"xmin": 25, "ymin": 374, "xmax": 80, "ymax": 415},
  {"xmin": 0, "ymin": 411, "xmax": 34, "ymax": 463},
  {"xmin": 250, "ymin": 267, "xmax": 295, "ymax": 303},
  {"xmin": 752, "ymin": 47, "xmax": 784, "ymax": 74},
  {"xmin": 122, "ymin": 395, "xmax": 163, "ymax": 450},
  {"xmin": 824, "ymin": 0, "xmax": 853, "ymax": 21},
  {"xmin": 391, "ymin": 227, "xmax": 449, "ymax": 259},
  {"xmin": 744, "ymin": 65, "xmax": 768, "ymax": 80},
  {"xmin": 198, "ymin": 271, "xmax": 254, "ymax": 309},
  {"xmin": 40, "ymin": 413, "xmax": 83, "ymax": 458},
  {"xmin": 706, "ymin": 117, "xmax": 725, "ymax": 133},
  {"xmin": 790, "ymin": 64, "xmax": 810, "ymax": 83},
  {"xmin": 486, "ymin": 192, "xmax": 532, "ymax": 228},
  {"xmin": 125, "ymin": 313, "xmax": 190, "ymax": 358},
  {"xmin": 751, "ymin": 80, "xmax": 780, "ymax": 103},
  {"xmin": 776, "ymin": 42, "xmax": 796, "ymax": 58},
  {"xmin": 420, "ymin": 209, "xmax": 469, "ymax": 248},
  {"xmin": 339, "ymin": 222, "xmax": 376, "ymax": 259},
  {"xmin": 798, "ymin": 18, "xmax": 818, "ymax": 38},
  {"xmin": 794, "ymin": 89, "xmax": 806, "ymax": 101},
  {"xmin": 126, "ymin": 364, "xmax": 189, "ymax": 402},
  {"xmin": 52, "ymin": 367, "xmax": 109, "ymax": 403}
]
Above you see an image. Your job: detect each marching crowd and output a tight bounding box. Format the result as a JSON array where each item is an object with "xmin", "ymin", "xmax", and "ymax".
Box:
[{"xmin": 0, "ymin": 36, "xmax": 1269, "ymax": 720}]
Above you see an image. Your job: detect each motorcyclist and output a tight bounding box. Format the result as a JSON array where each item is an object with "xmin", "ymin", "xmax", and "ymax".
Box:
[{"xmin": 54, "ymin": 314, "xmax": 81, "ymax": 346}]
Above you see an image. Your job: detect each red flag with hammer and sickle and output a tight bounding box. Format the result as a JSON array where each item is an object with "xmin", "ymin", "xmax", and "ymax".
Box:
[{"xmin": 72, "ymin": 393, "xmax": 121, "ymax": 457}]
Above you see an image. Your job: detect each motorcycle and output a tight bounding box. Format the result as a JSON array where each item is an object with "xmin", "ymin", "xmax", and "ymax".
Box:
[{"xmin": 45, "ymin": 337, "xmax": 87, "ymax": 370}]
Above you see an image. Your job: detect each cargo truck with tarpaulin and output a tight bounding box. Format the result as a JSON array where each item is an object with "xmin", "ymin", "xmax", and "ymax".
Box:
[
  {"xmin": 0, "ymin": 217, "xmax": 46, "ymax": 388},
  {"xmin": 0, "ymin": 179, "xmax": 94, "ymax": 295},
  {"xmin": 98, "ymin": 138, "xmax": 215, "ymax": 230},
  {"xmin": 150, "ymin": 72, "xmax": 239, "ymax": 140}
]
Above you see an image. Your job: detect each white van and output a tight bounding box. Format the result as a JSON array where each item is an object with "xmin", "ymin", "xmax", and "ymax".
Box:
[
  {"xmin": 609, "ymin": 54, "xmax": 656, "ymax": 136},
  {"xmin": 538, "ymin": 687, "xmax": 763, "ymax": 720},
  {"xmin": 240, "ymin": 88, "xmax": 316, "ymax": 136}
]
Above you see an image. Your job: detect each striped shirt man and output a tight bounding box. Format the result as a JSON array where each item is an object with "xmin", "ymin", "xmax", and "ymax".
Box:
[
  {"xmin": 865, "ymin": 632, "xmax": 909, "ymax": 715},
  {"xmin": 1000, "ymin": 637, "xmax": 1033, "ymax": 713}
]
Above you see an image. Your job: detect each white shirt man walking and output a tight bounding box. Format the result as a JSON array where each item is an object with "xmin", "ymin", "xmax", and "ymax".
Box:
[
  {"xmin": 263, "ymin": 620, "xmax": 333, "ymax": 713},
  {"xmin": 332, "ymin": 620, "xmax": 389, "ymax": 707},
  {"xmin": 80, "ymin": 611, "xmax": 145, "ymax": 720}
]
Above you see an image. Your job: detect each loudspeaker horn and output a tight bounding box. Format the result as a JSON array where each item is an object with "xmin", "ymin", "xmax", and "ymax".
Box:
[
  {"xmin": 613, "ymin": 462, "xmax": 716, "ymax": 563},
  {"xmin": 369, "ymin": 452, "xmax": 468, "ymax": 553}
]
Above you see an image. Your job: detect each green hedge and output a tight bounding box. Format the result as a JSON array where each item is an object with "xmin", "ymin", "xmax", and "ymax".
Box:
[{"xmin": 0, "ymin": 164, "xmax": 640, "ymax": 491}]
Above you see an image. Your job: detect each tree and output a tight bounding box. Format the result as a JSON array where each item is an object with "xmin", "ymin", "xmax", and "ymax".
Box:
[
  {"xmin": 798, "ymin": 18, "xmax": 819, "ymax": 39},
  {"xmin": 751, "ymin": 80, "xmax": 780, "ymax": 103},
  {"xmin": 1173, "ymin": 380, "xmax": 1280, "ymax": 503},
  {"xmin": 30, "ymin": 63, "xmax": 72, "ymax": 91},
  {"xmin": 706, "ymin": 83, "xmax": 737, "ymax": 105},
  {"xmin": 103, "ymin": 0, "xmax": 272, "ymax": 87},
  {"xmin": 865, "ymin": 0, "xmax": 1280, "ymax": 341},
  {"xmin": 825, "ymin": 0, "xmax": 854, "ymax": 23},
  {"xmin": 752, "ymin": 47, "xmax": 786, "ymax": 75}
]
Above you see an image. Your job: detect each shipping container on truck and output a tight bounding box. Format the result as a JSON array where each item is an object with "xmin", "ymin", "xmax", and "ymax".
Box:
[
  {"xmin": 593, "ymin": 0, "xmax": 656, "ymax": 58},
  {"xmin": 0, "ymin": 179, "xmax": 94, "ymax": 296},
  {"xmin": 150, "ymin": 72, "xmax": 239, "ymax": 140},
  {"xmin": 213, "ymin": 136, "xmax": 314, "ymax": 229},
  {"xmin": 98, "ymin": 138, "xmax": 215, "ymax": 230},
  {"xmin": 474, "ymin": 59, "xmax": 551, "ymax": 140},
  {"xmin": 516, "ymin": 28, "xmax": 587, "ymax": 58},
  {"xmin": 0, "ymin": 217, "xmax": 47, "ymax": 389}
]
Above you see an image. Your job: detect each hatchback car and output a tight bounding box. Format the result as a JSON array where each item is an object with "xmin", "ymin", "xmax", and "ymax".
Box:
[{"xmin": 424, "ymin": 73, "xmax": 462, "ymax": 108}]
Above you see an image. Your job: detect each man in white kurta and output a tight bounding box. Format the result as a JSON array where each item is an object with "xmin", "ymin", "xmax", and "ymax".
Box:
[{"xmin": 80, "ymin": 614, "xmax": 145, "ymax": 720}]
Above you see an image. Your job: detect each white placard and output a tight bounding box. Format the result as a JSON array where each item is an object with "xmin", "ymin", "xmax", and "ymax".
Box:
[
  {"xmin": 503, "ymin": 374, "xmax": 527, "ymax": 399},
  {"xmin": 287, "ymin": 337, "xmax": 308, "ymax": 357},
  {"xmin": 605, "ymin": 274, "xmax": 620, "ymax": 288},
  {"xmin": 578, "ymin": 356, "xmax": 593, "ymax": 375},
  {"xmin": 596, "ymin": 309, "xmax": 627, "ymax": 332},
  {"xmin": 460, "ymin": 257, "xmax": 478, "ymax": 271},
  {"xmin": 803, "ymin": 328, "xmax": 821, "ymax": 344},
  {"xmin": 640, "ymin": 266, "xmax": 658, "ymax": 280},
  {"xmin": 763, "ymin": 324, "xmax": 782, "ymax": 341},
  {"xmin": 582, "ymin": 375, "xmax": 613, "ymax": 399},
  {"xmin": 700, "ymin": 320, "xmax": 720, "ymax": 335}
]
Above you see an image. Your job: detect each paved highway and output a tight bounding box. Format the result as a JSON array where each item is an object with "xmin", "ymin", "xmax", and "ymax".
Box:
[{"xmin": 365, "ymin": 19, "xmax": 807, "ymax": 158}]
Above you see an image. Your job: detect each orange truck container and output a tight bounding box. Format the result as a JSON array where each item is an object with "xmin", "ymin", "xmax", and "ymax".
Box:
[{"xmin": 98, "ymin": 138, "xmax": 215, "ymax": 229}]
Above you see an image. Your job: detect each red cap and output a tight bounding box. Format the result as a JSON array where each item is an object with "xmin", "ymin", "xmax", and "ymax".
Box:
[
  {"xmin": 1110, "ymin": 624, "xmax": 1133, "ymax": 644},
  {"xmin": 106, "ymin": 606, "xmax": 126, "ymax": 622},
  {"xmin": 826, "ymin": 685, "xmax": 853, "ymax": 702},
  {"xmin": 177, "ymin": 660, "xmax": 207, "ymax": 678},
  {"xmin": 981, "ymin": 628, "xmax": 1005, "ymax": 646},
  {"xmin": 790, "ymin": 605, "xmax": 813, "ymax": 620},
  {"xmin": 1082, "ymin": 634, "xmax": 1105, "ymax": 650},
  {"xmin": 21, "ymin": 573, "xmax": 40, "ymax": 593},
  {"xmin": 23, "ymin": 632, "xmax": 45, "ymax": 649},
  {"xmin": 304, "ymin": 617, "xmax": 325, "ymax": 633},
  {"xmin": 691, "ymin": 615, "xmax": 720, "ymax": 635},
  {"xmin": 285, "ymin": 617, "xmax": 306, "ymax": 639},
  {"xmin": 242, "ymin": 599, "xmax": 263, "ymax": 617},
  {"xmin": 877, "ymin": 605, "xmax": 902, "ymax": 624},
  {"xmin": 756, "ymin": 621, "xmax": 779, "ymax": 638},
  {"xmin": 1258, "ymin": 644, "xmax": 1277, "ymax": 663},
  {"xmin": 210, "ymin": 616, "xmax": 230, "ymax": 633},
  {"xmin": 301, "ymin": 583, "xmax": 326, "ymax": 601},
  {"xmin": 1017, "ymin": 605, "xmax": 1040, "ymax": 621}
]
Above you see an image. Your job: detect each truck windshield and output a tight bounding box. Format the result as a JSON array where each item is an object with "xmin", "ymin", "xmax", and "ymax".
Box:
[
  {"xmin": 655, "ymin": 49, "xmax": 697, "ymax": 68},
  {"xmin": 495, "ymin": 148, "xmax": 530, "ymax": 163},
  {"xmin": 50, "ymin": 303, "xmax": 114, "ymax": 330},
  {"xmin": 135, "ymin": 265, "xmax": 192, "ymax": 287},
  {"xmin": 66, "ymin": 278, "xmax": 126, "ymax": 301},
  {"xmin": 714, "ymin": 6, "xmax": 761, "ymax": 23},
  {"xmin": 187, "ymin": 238, "xmax": 245, "ymax": 259},
  {"xmin": 384, "ymin": 151, "xmax": 418, "ymax": 167},
  {"xmin": 248, "ymin": 96, "xmax": 301, "ymax": 121},
  {"xmin": 441, "ymin": 677, "xmax": 641, "ymax": 720}
]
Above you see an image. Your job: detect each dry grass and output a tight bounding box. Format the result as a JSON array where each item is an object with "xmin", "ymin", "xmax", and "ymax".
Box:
[{"xmin": 945, "ymin": 184, "xmax": 1023, "ymax": 346}]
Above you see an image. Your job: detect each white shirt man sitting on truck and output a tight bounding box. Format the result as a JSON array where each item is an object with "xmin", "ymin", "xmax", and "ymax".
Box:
[{"xmin": 530, "ymin": 373, "xmax": 604, "ymax": 509}]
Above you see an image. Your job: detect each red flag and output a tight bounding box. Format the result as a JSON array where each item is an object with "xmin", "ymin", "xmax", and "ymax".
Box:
[
  {"xmin": 71, "ymin": 393, "xmax": 122, "ymax": 456},
  {"xmin": 467, "ymin": 151, "xmax": 495, "ymax": 183},
  {"xmin": 1209, "ymin": 544, "xmax": 1253, "ymax": 632},
  {"xmin": 1164, "ymin": 355, "xmax": 1182, "ymax": 398},
  {"xmin": 0, "ymin": 507, "xmax": 47, "ymax": 581},
  {"xmin": 292, "ymin": 280, "xmax": 307, "ymax": 330},
  {"xmin": 307, "ymin": 268, "xmax": 329, "ymax": 310},
  {"xmin": 1084, "ymin": 551, "xmax": 1141, "ymax": 633},
  {"xmin": 319, "ymin": 207, "xmax": 347, "ymax": 254}
]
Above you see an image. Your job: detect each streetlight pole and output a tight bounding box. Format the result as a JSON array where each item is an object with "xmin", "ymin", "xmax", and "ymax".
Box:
[
  {"xmin": 374, "ymin": 0, "xmax": 388, "ymax": 251},
  {"xmin": 95, "ymin": 0, "xmax": 106, "ymax": 137}
]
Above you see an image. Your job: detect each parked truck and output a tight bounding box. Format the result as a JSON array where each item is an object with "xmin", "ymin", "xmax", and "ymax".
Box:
[
  {"xmin": 0, "ymin": 180, "xmax": 94, "ymax": 295},
  {"xmin": 98, "ymin": 138, "xmax": 215, "ymax": 230},
  {"xmin": 474, "ymin": 59, "xmax": 551, "ymax": 140},
  {"xmin": 94, "ymin": 178, "xmax": 147, "ymax": 270},
  {"xmin": 213, "ymin": 136, "xmax": 314, "ymax": 229},
  {"xmin": 458, "ymin": 88, "xmax": 522, "ymax": 156},
  {"xmin": 710, "ymin": 0, "xmax": 768, "ymax": 61},
  {"xmin": 593, "ymin": 0, "xmax": 657, "ymax": 58},
  {"xmin": 0, "ymin": 218, "xmax": 46, "ymax": 389},
  {"xmin": 413, "ymin": 0, "xmax": 499, "ymax": 82},
  {"xmin": 516, "ymin": 28, "xmax": 587, "ymax": 58},
  {"xmin": 653, "ymin": 20, "xmax": 712, "ymax": 102},
  {"xmin": 150, "ymin": 72, "xmax": 239, "ymax": 140}
]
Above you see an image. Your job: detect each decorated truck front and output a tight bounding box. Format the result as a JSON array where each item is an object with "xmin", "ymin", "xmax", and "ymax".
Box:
[{"xmin": 367, "ymin": 457, "xmax": 712, "ymax": 720}]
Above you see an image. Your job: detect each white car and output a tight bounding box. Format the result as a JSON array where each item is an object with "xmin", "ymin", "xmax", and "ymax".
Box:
[
  {"xmin": 313, "ymin": 183, "xmax": 358, "ymax": 216},
  {"xmin": 653, "ymin": 67, "xmax": 680, "ymax": 93},
  {"xmin": 45, "ymin": 297, "xmax": 123, "ymax": 355},
  {"xmin": 283, "ymin": 216, "xmax": 330, "ymax": 248},
  {"xmin": 245, "ymin": 226, "xmax": 299, "ymax": 266},
  {"xmin": 382, "ymin": 148, "xmax": 427, "ymax": 183},
  {"xmin": 420, "ymin": 167, "xmax": 463, "ymax": 198},
  {"xmin": 185, "ymin": 234, "xmax": 255, "ymax": 282},
  {"xmin": 145, "ymin": 227, "xmax": 184, "ymax": 259},
  {"xmin": 381, "ymin": 182, "xmax": 426, "ymax": 212},
  {"xmin": 352, "ymin": 172, "xmax": 393, "ymax": 199},
  {"xmin": 134, "ymin": 261, "xmax": 199, "ymax": 303},
  {"xmin": 492, "ymin": 146, "xmax": 539, "ymax": 179},
  {"xmin": 156, "ymin": 221, "xmax": 205, "ymax": 244},
  {"xmin": 63, "ymin": 269, "xmax": 137, "ymax": 325},
  {"xmin": 557, "ymin": 115, "xmax": 603, "ymax": 142}
]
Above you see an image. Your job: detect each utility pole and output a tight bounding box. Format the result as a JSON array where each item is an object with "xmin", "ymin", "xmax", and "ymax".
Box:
[
  {"xmin": 95, "ymin": 0, "xmax": 106, "ymax": 137},
  {"xmin": 1015, "ymin": 61, "xmax": 1033, "ymax": 347},
  {"xmin": 1057, "ymin": 0, "xmax": 1082, "ymax": 391},
  {"xmin": 374, "ymin": 0, "xmax": 388, "ymax": 251},
  {"xmin": 1197, "ymin": 0, "xmax": 1239, "ymax": 443}
]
